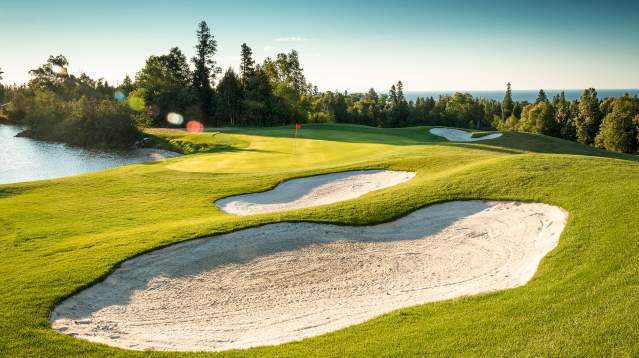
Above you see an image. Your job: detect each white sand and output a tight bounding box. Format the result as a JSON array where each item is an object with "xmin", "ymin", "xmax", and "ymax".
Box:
[
  {"xmin": 430, "ymin": 128, "xmax": 503, "ymax": 142},
  {"xmin": 50, "ymin": 200, "xmax": 566, "ymax": 352},
  {"xmin": 215, "ymin": 170, "xmax": 416, "ymax": 216}
]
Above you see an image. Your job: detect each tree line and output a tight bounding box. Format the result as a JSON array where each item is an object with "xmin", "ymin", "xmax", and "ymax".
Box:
[
  {"xmin": 0, "ymin": 21, "xmax": 638, "ymax": 153},
  {"xmin": 495, "ymin": 84, "xmax": 639, "ymax": 153}
]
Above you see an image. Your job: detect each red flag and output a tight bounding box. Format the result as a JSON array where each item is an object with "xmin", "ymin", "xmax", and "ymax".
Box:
[{"xmin": 295, "ymin": 123, "xmax": 301, "ymax": 130}]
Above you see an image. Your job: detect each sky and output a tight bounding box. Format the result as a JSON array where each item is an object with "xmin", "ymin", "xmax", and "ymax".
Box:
[{"xmin": 1, "ymin": 0, "xmax": 638, "ymax": 92}]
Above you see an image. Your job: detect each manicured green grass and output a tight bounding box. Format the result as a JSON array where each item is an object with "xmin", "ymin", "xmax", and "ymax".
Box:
[{"xmin": 1, "ymin": 124, "xmax": 638, "ymax": 356}]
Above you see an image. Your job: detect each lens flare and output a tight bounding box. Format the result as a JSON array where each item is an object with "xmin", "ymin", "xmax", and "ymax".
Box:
[
  {"xmin": 51, "ymin": 65, "xmax": 67, "ymax": 76},
  {"xmin": 114, "ymin": 91, "xmax": 126, "ymax": 101},
  {"xmin": 167, "ymin": 112, "xmax": 184, "ymax": 126},
  {"xmin": 186, "ymin": 120, "xmax": 204, "ymax": 133},
  {"xmin": 127, "ymin": 95, "xmax": 146, "ymax": 112}
]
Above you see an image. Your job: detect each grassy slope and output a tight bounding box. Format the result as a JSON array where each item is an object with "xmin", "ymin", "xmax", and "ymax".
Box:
[{"xmin": 1, "ymin": 124, "xmax": 638, "ymax": 356}]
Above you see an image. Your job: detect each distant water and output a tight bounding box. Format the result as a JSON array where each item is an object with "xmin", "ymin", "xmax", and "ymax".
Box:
[
  {"xmin": 0, "ymin": 124, "xmax": 181, "ymax": 185},
  {"xmin": 403, "ymin": 89, "xmax": 639, "ymax": 102}
]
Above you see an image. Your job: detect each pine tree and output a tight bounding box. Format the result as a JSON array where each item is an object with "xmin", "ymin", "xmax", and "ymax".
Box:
[
  {"xmin": 396, "ymin": 81, "xmax": 410, "ymax": 126},
  {"xmin": 553, "ymin": 91, "xmax": 575, "ymax": 140},
  {"xmin": 389, "ymin": 85, "xmax": 398, "ymax": 106},
  {"xmin": 536, "ymin": 89, "xmax": 548, "ymax": 103},
  {"xmin": 575, "ymin": 88, "xmax": 602, "ymax": 145},
  {"xmin": 239, "ymin": 43, "xmax": 255, "ymax": 89},
  {"xmin": 243, "ymin": 66, "xmax": 277, "ymax": 126},
  {"xmin": 396, "ymin": 81, "xmax": 406, "ymax": 103},
  {"xmin": 216, "ymin": 68, "xmax": 243, "ymax": 126},
  {"xmin": 502, "ymin": 82, "xmax": 514, "ymax": 119},
  {"xmin": 120, "ymin": 74, "xmax": 134, "ymax": 95},
  {"xmin": 191, "ymin": 21, "xmax": 219, "ymax": 124},
  {"xmin": 0, "ymin": 67, "xmax": 3, "ymax": 81},
  {"xmin": 287, "ymin": 50, "xmax": 306, "ymax": 95}
]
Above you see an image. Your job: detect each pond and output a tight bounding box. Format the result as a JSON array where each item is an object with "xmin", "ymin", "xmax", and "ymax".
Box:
[{"xmin": 0, "ymin": 124, "xmax": 180, "ymax": 185}]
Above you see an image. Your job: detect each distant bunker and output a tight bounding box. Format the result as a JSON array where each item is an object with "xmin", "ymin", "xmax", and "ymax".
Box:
[
  {"xmin": 430, "ymin": 128, "xmax": 503, "ymax": 142},
  {"xmin": 216, "ymin": 170, "xmax": 416, "ymax": 215}
]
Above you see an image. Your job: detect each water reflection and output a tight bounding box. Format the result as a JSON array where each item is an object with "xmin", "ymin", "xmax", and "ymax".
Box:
[{"xmin": 0, "ymin": 124, "xmax": 181, "ymax": 184}]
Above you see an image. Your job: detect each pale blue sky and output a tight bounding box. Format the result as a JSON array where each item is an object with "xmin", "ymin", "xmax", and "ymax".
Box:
[{"xmin": 1, "ymin": 0, "xmax": 638, "ymax": 91}]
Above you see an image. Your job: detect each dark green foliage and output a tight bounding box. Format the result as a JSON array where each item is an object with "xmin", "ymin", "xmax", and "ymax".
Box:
[
  {"xmin": 1, "ymin": 56, "xmax": 142, "ymax": 147},
  {"xmin": 216, "ymin": 68, "xmax": 243, "ymax": 126},
  {"xmin": 191, "ymin": 21, "xmax": 219, "ymax": 124},
  {"xmin": 239, "ymin": 43, "xmax": 255, "ymax": 89},
  {"xmin": 135, "ymin": 47, "xmax": 195, "ymax": 125},
  {"xmin": 502, "ymin": 82, "xmax": 514, "ymax": 119},
  {"xmin": 575, "ymin": 88, "xmax": 602, "ymax": 145},
  {"xmin": 118, "ymin": 74, "xmax": 134, "ymax": 96},
  {"xmin": 553, "ymin": 92, "xmax": 576, "ymax": 140},
  {"xmin": 594, "ymin": 95, "xmax": 639, "ymax": 153},
  {"xmin": 519, "ymin": 101, "xmax": 557, "ymax": 135},
  {"xmin": 385, "ymin": 81, "xmax": 410, "ymax": 127},
  {"xmin": 536, "ymin": 89, "xmax": 548, "ymax": 103}
]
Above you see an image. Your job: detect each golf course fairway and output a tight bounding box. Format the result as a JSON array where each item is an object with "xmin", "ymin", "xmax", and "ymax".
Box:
[{"xmin": 1, "ymin": 123, "xmax": 638, "ymax": 356}]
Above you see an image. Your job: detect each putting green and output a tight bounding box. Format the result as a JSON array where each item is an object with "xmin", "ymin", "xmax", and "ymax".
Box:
[{"xmin": 1, "ymin": 124, "xmax": 638, "ymax": 356}]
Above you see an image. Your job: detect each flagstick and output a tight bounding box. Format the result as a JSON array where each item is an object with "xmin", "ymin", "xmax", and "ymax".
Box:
[{"xmin": 294, "ymin": 126, "xmax": 298, "ymax": 155}]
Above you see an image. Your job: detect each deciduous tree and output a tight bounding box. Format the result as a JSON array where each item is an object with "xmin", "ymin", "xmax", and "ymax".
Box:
[{"xmin": 594, "ymin": 95, "xmax": 639, "ymax": 153}]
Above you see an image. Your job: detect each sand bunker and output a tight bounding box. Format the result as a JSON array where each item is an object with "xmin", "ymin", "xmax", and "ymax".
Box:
[
  {"xmin": 215, "ymin": 170, "xmax": 416, "ymax": 215},
  {"xmin": 430, "ymin": 127, "xmax": 503, "ymax": 142},
  {"xmin": 51, "ymin": 200, "xmax": 566, "ymax": 352}
]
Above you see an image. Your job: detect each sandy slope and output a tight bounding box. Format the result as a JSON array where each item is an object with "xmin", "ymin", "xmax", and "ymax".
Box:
[
  {"xmin": 50, "ymin": 201, "xmax": 566, "ymax": 352},
  {"xmin": 215, "ymin": 170, "xmax": 416, "ymax": 215},
  {"xmin": 430, "ymin": 128, "xmax": 503, "ymax": 142}
]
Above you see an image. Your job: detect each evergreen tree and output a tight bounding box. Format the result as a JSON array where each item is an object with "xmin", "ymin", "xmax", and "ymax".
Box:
[
  {"xmin": 216, "ymin": 68, "xmax": 243, "ymax": 126},
  {"xmin": 389, "ymin": 85, "xmax": 398, "ymax": 106},
  {"xmin": 119, "ymin": 74, "xmax": 134, "ymax": 95},
  {"xmin": 553, "ymin": 92, "xmax": 576, "ymax": 140},
  {"xmin": 502, "ymin": 82, "xmax": 514, "ymax": 119},
  {"xmin": 239, "ymin": 43, "xmax": 255, "ymax": 89},
  {"xmin": 366, "ymin": 88, "xmax": 379, "ymax": 101},
  {"xmin": 191, "ymin": 21, "xmax": 219, "ymax": 124},
  {"xmin": 396, "ymin": 81, "xmax": 406, "ymax": 103},
  {"xmin": 536, "ymin": 89, "xmax": 548, "ymax": 103},
  {"xmin": 0, "ymin": 67, "xmax": 3, "ymax": 81},
  {"xmin": 243, "ymin": 67, "xmax": 278, "ymax": 126},
  {"xmin": 575, "ymin": 88, "xmax": 602, "ymax": 145},
  {"xmin": 395, "ymin": 81, "xmax": 410, "ymax": 126}
]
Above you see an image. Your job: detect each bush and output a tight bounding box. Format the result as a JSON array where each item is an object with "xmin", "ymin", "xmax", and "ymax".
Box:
[{"xmin": 13, "ymin": 89, "xmax": 142, "ymax": 148}]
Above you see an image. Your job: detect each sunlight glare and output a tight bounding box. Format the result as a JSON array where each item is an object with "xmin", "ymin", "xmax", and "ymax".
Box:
[
  {"xmin": 186, "ymin": 120, "xmax": 204, "ymax": 133},
  {"xmin": 167, "ymin": 112, "xmax": 184, "ymax": 126},
  {"xmin": 114, "ymin": 91, "xmax": 126, "ymax": 101},
  {"xmin": 127, "ymin": 95, "xmax": 146, "ymax": 112}
]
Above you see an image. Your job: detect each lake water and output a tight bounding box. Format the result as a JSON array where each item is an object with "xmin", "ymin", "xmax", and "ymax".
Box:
[
  {"xmin": 0, "ymin": 124, "xmax": 181, "ymax": 185},
  {"xmin": 404, "ymin": 89, "xmax": 639, "ymax": 102}
]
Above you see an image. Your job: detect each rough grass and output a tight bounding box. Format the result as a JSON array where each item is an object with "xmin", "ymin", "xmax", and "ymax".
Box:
[{"xmin": 1, "ymin": 124, "xmax": 638, "ymax": 356}]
